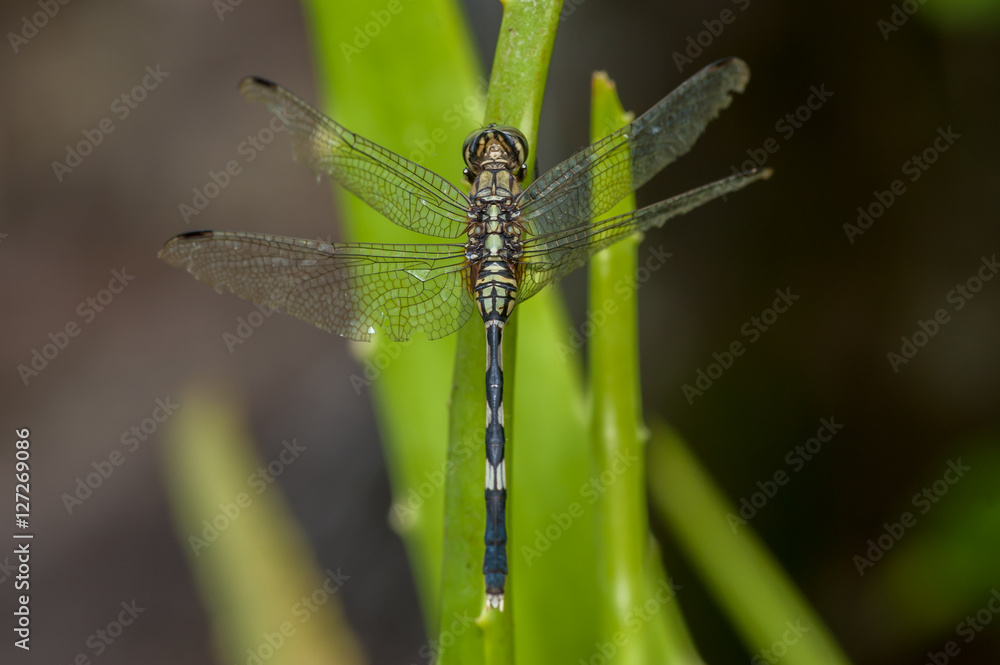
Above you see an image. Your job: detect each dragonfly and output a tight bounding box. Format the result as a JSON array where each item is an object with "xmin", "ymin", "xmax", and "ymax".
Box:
[{"xmin": 160, "ymin": 56, "xmax": 771, "ymax": 612}]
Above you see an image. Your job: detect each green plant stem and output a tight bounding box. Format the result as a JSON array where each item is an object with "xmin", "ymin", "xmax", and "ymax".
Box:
[
  {"xmin": 439, "ymin": 0, "xmax": 563, "ymax": 662},
  {"xmin": 588, "ymin": 72, "xmax": 647, "ymax": 665},
  {"xmin": 589, "ymin": 72, "xmax": 703, "ymax": 665},
  {"xmin": 648, "ymin": 420, "xmax": 852, "ymax": 665},
  {"xmin": 439, "ymin": 318, "xmax": 494, "ymax": 664},
  {"xmin": 483, "ymin": 0, "xmax": 563, "ymax": 145}
]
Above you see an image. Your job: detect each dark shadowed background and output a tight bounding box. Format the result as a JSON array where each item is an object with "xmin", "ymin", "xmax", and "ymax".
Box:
[{"xmin": 1, "ymin": 0, "xmax": 999, "ymax": 663}]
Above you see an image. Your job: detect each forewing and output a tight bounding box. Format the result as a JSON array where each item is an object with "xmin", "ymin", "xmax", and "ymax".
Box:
[
  {"xmin": 159, "ymin": 231, "xmax": 474, "ymax": 341},
  {"xmin": 517, "ymin": 169, "xmax": 771, "ymax": 302},
  {"xmin": 240, "ymin": 77, "xmax": 471, "ymax": 238},
  {"xmin": 517, "ymin": 58, "xmax": 751, "ymax": 236}
]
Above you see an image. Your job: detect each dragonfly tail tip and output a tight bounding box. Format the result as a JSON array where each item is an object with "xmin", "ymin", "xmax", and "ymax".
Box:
[{"xmin": 486, "ymin": 593, "xmax": 505, "ymax": 612}]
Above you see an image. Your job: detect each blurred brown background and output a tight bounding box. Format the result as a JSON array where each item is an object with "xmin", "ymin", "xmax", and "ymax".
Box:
[{"xmin": 1, "ymin": 0, "xmax": 998, "ymax": 663}]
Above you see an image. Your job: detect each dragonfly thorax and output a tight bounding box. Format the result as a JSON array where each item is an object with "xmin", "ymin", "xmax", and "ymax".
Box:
[
  {"xmin": 469, "ymin": 168, "xmax": 522, "ymax": 204},
  {"xmin": 466, "ymin": 166, "xmax": 524, "ymax": 253}
]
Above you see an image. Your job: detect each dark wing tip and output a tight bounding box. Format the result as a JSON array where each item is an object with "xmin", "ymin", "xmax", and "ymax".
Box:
[
  {"xmin": 239, "ymin": 76, "xmax": 277, "ymax": 92},
  {"xmin": 158, "ymin": 230, "xmax": 214, "ymax": 261},
  {"xmin": 705, "ymin": 57, "xmax": 750, "ymax": 91},
  {"xmin": 706, "ymin": 56, "xmax": 749, "ymax": 72},
  {"xmin": 176, "ymin": 230, "xmax": 215, "ymax": 240}
]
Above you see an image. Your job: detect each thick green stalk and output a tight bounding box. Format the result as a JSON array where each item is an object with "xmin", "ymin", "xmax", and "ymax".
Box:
[
  {"xmin": 479, "ymin": 3, "xmax": 603, "ymax": 663},
  {"xmin": 438, "ymin": 318, "xmax": 496, "ymax": 664},
  {"xmin": 648, "ymin": 421, "xmax": 853, "ymax": 665},
  {"xmin": 301, "ymin": 0, "xmax": 483, "ymax": 625},
  {"xmin": 588, "ymin": 72, "xmax": 647, "ymax": 665},
  {"xmin": 589, "ymin": 72, "xmax": 703, "ymax": 665},
  {"xmin": 483, "ymin": 0, "xmax": 563, "ymax": 142},
  {"xmin": 439, "ymin": 1, "xmax": 564, "ymax": 662}
]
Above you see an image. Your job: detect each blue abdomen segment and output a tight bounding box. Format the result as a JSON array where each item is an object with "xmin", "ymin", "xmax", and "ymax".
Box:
[
  {"xmin": 481, "ymin": 316, "xmax": 509, "ymax": 610},
  {"xmin": 483, "ymin": 487, "xmax": 508, "ymax": 595}
]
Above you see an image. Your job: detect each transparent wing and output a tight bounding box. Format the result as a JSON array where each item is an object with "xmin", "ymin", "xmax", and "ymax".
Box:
[
  {"xmin": 240, "ymin": 77, "xmax": 471, "ymax": 238},
  {"xmin": 517, "ymin": 58, "xmax": 751, "ymax": 237},
  {"xmin": 159, "ymin": 230, "xmax": 474, "ymax": 341},
  {"xmin": 517, "ymin": 169, "xmax": 771, "ymax": 302}
]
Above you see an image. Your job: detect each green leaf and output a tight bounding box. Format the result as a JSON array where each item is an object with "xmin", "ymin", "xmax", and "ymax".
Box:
[
  {"xmin": 863, "ymin": 440, "xmax": 1000, "ymax": 643},
  {"xmin": 300, "ymin": 0, "xmax": 484, "ymax": 625},
  {"xmin": 161, "ymin": 385, "xmax": 365, "ymax": 665},
  {"xmin": 648, "ymin": 420, "xmax": 852, "ymax": 665},
  {"xmin": 589, "ymin": 71, "xmax": 704, "ymax": 665}
]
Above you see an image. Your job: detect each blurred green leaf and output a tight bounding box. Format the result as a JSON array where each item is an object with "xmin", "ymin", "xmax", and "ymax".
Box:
[
  {"xmin": 648, "ymin": 420, "xmax": 852, "ymax": 665},
  {"xmin": 922, "ymin": 0, "xmax": 1000, "ymax": 31},
  {"xmin": 161, "ymin": 384, "xmax": 365, "ymax": 665},
  {"xmin": 865, "ymin": 440, "xmax": 1000, "ymax": 640}
]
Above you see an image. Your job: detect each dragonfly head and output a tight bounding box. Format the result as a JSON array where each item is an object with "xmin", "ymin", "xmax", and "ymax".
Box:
[{"xmin": 462, "ymin": 125, "xmax": 528, "ymax": 182}]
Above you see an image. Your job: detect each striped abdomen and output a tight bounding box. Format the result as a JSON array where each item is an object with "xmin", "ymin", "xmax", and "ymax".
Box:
[{"xmin": 475, "ymin": 256, "xmax": 516, "ymax": 611}]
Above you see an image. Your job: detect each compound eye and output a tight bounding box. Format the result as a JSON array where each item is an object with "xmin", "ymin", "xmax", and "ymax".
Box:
[
  {"xmin": 493, "ymin": 126, "xmax": 529, "ymax": 174},
  {"xmin": 463, "ymin": 128, "xmax": 488, "ymax": 169}
]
